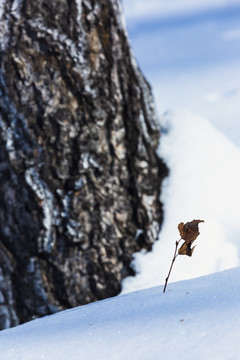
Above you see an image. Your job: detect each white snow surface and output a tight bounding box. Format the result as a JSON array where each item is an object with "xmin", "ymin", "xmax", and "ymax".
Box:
[
  {"xmin": 123, "ymin": 109, "xmax": 240, "ymax": 292},
  {"xmin": 0, "ymin": 267, "xmax": 240, "ymax": 360},
  {"xmin": 120, "ymin": 0, "xmax": 240, "ymax": 293}
]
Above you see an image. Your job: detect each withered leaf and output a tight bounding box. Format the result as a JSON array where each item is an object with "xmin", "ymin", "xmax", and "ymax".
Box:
[
  {"xmin": 178, "ymin": 219, "xmax": 204, "ymax": 243},
  {"xmin": 163, "ymin": 219, "xmax": 204, "ymax": 292},
  {"xmin": 178, "ymin": 219, "xmax": 204, "ymax": 257},
  {"xmin": 178, "ymin": 242, "xmax": 196, "ymax": 257}
]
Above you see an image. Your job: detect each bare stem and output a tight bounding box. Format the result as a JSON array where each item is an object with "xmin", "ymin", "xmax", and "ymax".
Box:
[{"xmin": 163, "ymin": 239, "xmax": 182, "ymax": 293}]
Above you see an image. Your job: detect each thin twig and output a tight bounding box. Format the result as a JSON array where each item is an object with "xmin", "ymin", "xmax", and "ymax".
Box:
[{"xmin": 163, "ymin": 238, "xmax": 182, "ymax": 293}]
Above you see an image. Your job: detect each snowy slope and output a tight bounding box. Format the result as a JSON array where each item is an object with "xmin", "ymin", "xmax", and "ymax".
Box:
[
  {"xmin": 0, "ymin": 267, "xmax": 240, "ymax": 360},
  {"xmin": 122, "ymin": 109, "xmax": 240, "ymax": 293},
  {"xmin": 119, "ymin": 1, "xmax": 240, "ymax": 293}
]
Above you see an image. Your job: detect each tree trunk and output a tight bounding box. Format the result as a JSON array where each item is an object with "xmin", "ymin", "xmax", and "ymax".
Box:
[{"xmin": 0, "ymin": 0, "xmax": 168, "ymax": 329}]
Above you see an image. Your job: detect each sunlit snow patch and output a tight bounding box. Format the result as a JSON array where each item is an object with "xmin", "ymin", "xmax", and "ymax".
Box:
[{"xmin": 122, "ymin": 109, "xmax": 240, "ymax": 293}]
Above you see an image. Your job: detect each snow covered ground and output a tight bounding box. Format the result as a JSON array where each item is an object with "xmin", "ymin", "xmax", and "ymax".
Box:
[
  {"xmin": 121, "ymin": 0, "xmax": 240, "ymax": 292},
  {"xmin": 1, "ymin": 267, "xmax": 240, "ymax": 360},
  {"xmin": 122, "ymin": 109, "xmax": 240, "ymax": 292}
]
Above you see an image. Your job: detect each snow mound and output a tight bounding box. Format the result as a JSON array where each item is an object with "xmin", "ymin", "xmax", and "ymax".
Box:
[
  {"xmin": 123, "ymin": 109, "xmax": 240, "ymax": 293},
  {"xmin": 0, "ymin": 267, "xmax": 240, "ymax": 360}
]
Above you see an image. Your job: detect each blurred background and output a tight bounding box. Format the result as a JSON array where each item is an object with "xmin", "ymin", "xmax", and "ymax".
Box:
[
  {"xmin": 121, "ymin": 0, "xmax": 240, "ymax": 292},
  {"xmin": 123, "ymin": 0, "xmax": 240, "ymax": 145}
]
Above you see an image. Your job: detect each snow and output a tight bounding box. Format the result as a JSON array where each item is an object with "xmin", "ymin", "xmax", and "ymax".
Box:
[
  {"xmin": 120, "ymin": 0, "xmax": 240, "ymax": 293},
  {"xmin": 123, "ymin": 109, "xmax": 240, "ymax": 292},
  {"xmin": 0, "ymin": 267, "xmax": 240, "ymax": 359}
]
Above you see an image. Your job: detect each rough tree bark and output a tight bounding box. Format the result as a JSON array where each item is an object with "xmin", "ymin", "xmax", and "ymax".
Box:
[{"xmin": 0, "ymin": 0, "xmax": 168, "ymax": 329}]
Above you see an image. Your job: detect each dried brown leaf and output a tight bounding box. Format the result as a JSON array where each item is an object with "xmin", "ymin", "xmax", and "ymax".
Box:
[
  {"xmin": 178, "ymin": 242, "xmax": 196, "ymax": 257},
  {"xmin": 178, "ymin": 219, "xmax": 204, "ymax": 257},
  {"xmin": 178, "ymin": 219, "xmax": 204, "ymax": 243},
  {"xmin": 163, "ymin": 219, "xmax": 204, "ymax": 292}
]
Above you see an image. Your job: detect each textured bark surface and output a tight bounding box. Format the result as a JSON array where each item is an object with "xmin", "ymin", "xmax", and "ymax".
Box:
[{"xmin": 0, "ymin": 0, "xmax": 168, "ymax": 329}]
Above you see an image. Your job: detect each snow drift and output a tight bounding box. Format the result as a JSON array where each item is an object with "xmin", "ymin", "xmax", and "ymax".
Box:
[{"xmin": 0, "ymin": 267, "xmax": 239, "ymax": 360}]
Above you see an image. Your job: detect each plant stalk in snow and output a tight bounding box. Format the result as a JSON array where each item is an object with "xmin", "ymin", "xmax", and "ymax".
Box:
[
  {"xmin": 163, "ymin": 239, "xmax": 182, "ymax": 293},
  {"xmin": 163, "ymin": 219, "xmax": 204, "ymax": 293}
]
